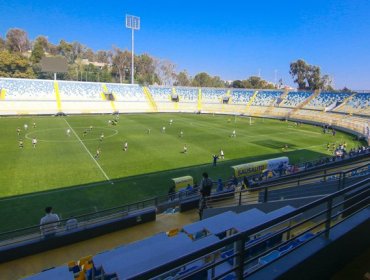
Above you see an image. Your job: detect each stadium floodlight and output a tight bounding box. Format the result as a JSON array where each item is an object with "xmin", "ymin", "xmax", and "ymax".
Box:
[{"xmin": 126, "ymin": 14, "xmax": 140, "ymax": 84}]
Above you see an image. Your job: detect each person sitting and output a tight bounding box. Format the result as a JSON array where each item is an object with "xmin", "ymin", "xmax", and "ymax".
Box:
[
  {"xmin": 66, "ymin": 216, "xmax": 78, "ymax": 231},
  {"xmin": 216, "ymin": 178, "xmax": 224, "ymax": 192},
  {"xmin": 40, "ymin": 206, "xmax": 60, "ymax": 238}
]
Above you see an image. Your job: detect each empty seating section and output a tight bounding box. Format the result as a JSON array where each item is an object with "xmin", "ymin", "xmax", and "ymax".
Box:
[
  {"xmin": 346, "ymin": 93, "xmax": 369, "ymax": 109},
  {"xmin": 176, "ymin": 87, "xmax": 198, "ymax": 101},
  {"xmin": 284, "ymin": 91, "xmax": 312, "ymax": 107},
  {"xmin": 252, "ymin": 91, "xmax": 283, "ymax": 106},
  {"xmin": 202, "ymin": 88, "xmax": 227, "ymax": 103},
  {"xmin": 307, "ymin": 92, "xmax": 351, "ymax": 109},
  {"xmin": 149, "ymin": 86, "xmax": 172, "ymax": 101},
  {"xmin": 231, "ymin": 89, "xmax": 254, "ymax": 104},
  {"xmin": 105, "ymin": 83, "xmax": 145, "ymax": 101},
  {"xmin": 58, "ymin": 81, "xmax": 102, "ymax": 100},
  {"xmin": 0, "ymin": 78, "xmax": 55, "ymax": 100}
]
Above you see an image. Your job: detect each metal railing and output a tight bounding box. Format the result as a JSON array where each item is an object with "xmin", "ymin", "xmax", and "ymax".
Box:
[
  {"xmin": 0, "ymin": 153, "xmax": 368, "ymax": 249},
  {"xmin": 128, "ymin": 177, "xmax": 369, "ymax": 280}
]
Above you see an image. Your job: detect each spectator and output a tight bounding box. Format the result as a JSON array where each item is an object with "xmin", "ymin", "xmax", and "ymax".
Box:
[
  {"xmin": 198, "ymin": 197, "xmax": 208, "ymax": 220},
  {"xmin": 199, "ymin": 172, "xmax": 213, "ymax": 198},
  {"xmin": 216, "ymin": 178, "xmax": 224, "ymax": 192},
  {"xmin": 66, "ymin": 216, "xmax": 78, "ymax": 231},
  {"xmin": 168, "ymin": 184, "xmax": 176, "ymax": 201},
  {"xmin": 40, "ymin": 206, "xmax": 60, "ymax": 238}
]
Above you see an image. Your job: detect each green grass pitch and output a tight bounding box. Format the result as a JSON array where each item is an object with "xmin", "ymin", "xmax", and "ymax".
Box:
[{"xmin": 0, "ymin": 113, "xmax": 360, "ymax": 232}]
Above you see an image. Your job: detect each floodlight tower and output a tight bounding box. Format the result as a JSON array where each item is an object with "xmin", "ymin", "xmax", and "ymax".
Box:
[{"xmin": 125, "ymin": 14, "xmax": 140, "ymax": 84}]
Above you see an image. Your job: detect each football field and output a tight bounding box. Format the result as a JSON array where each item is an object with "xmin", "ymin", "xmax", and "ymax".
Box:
[{"xmin": 0, "ymin": 113, "xmax": 360, "ymax": 231}]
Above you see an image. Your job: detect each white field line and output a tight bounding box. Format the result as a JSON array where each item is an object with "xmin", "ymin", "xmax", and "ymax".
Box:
[{"xmin": 64, "ymin": 118, "xmax": 111, "ymax": 183}]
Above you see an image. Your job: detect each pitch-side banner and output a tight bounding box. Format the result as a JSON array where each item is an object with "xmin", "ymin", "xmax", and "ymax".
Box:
[{"xmin": 232, "ymin": 157, "xmax": 289, "ymax": 178}]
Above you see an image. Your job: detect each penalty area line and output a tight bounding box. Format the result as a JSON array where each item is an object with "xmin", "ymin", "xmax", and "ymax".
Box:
[{"xmin": 63, "ymin": 118, "xmax": 113, "ymax": 184}]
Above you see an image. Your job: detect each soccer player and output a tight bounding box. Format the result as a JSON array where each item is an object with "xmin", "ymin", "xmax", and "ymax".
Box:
[
  {"xmin": 100, "ymin": 133, "xmax": 104, "ymax": 141},
  {"xmin": 17, "ymin": 127, "xmax": 21, "ymax": 136},
  {"xmin": 24, "ymin": 124, "xmax": 28, "ymax": 131},
  {"xmin": 231, "ymin": 130, "xmax": 236, "ymax": 137},
  {"xmin": 83, "ymin": 130, "xmax": 87, "ymax": 137},
  {"xmin": 66, "ymin": 129, "xmax": 71, "ymax": 137},
  {"xmin": 123, "ymin": 141, "xmax": 128, "ymax": 151},
  {"xmin": 94, "ymin": 148, "xmax": 101, "ymax": 159},
  {"xmin": 33, "ymin": 122, "xmax": 36, "ymax": 128},
  {"xmin": 32, "ymin": 137, "xmax": 37, "ymax": 148},
  {"xmin": 162, "ymin": 126, "xmax": 166, "ymax": 133},
  {"xmin": 147, "ymin": 128, "xmax": 151, "ymax": 134},
  {"xmin": 179, "ymin": 130, "xmax": 183, "ymax": 138},
  {"xmin": 183, "ymin": 144, "xmax": 188, "ymax": 153},
  {"xmin": 19, "ymin": 139, "xmax": 24, "ymax": 149},
  {"xmin": 220, "ymin": 149, "xmax": 224, "ymax": 159},
  {"xmin": 89, "ymin": 125, "xmax": 93, "ymax": 131},
  {"xmin": 169, "ymin": 119, "xmax": 173, "ymax": 125}
]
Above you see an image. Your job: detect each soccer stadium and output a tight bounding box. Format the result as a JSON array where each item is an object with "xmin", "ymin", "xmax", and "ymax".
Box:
[{"xmin": 0, "ymin": 2, "xmax": 369, "ymax": 280}]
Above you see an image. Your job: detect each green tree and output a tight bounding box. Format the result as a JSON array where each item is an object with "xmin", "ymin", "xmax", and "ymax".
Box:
[
  {"xmin": 0, "ymin": 50, "xmax": 35, "ymax": 78},
  {"xmin": 30, "ymin": 40, "xmax": 45, "ymax": 63},
  {"xmin": 290, "ymin": 59, "xmax": 308, "ymax": 90},
  {"xmin": 5, "ymin": 28, "xmax": 30, "ymax": 53},
  {"xmin": 58, "ymin": 40, "xmax": 74, "ymax": 63},
  {"xmin": 306, "ymin": 65, "xmax": 322, "ymax": 90},
  {"xmin": 231, "ymin": 80, "xmax": 244, "ymax": 88},
  {"xmin": 174, "ymin": 70, "xmax": 192, "ymax": 86},
  {"xmin": 192, "ymin": 72, "xmax": 213, "ymax": 87},
  {"xmin": 135, "ymin": 54, "xmax": 160, "ymax": 85},
  {"xmin": 0, "ymin": 37, "xmax": 6, "ymax": 51}
]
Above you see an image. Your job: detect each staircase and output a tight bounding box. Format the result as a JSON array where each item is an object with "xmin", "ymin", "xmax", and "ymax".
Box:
[
  {"xmin": 197, "ymin": 88, "xmax": 202, "ymax": 111},
  {"xmin": 245, "ymin": 90, "xmax": 259, "ymax": 114},
  {"xmin": 263, "ymin": 90, "xmax": 287, "ymax": 116},
  {"xmin": 289, "ymin": 90, "xmax": 320, "ymax": 117},
  {"xmin": 143, "ymin": 87, "xmax": 158, "ymax": 112},
  {"xmin": 276, "ymin": 88, "xmax": 290, "ymax": 107},
  {"xmin": 0, "ymin": 88, "xmax": 6, "ymax": 100},
  {"xmin": 102, "ymin": 84, "xmax": 117, "ymax": 112},
  {"xmin": 54, "ymin": 81, "xmax": 62, "ymax": 112},
  {"xmin": 333, "ymin": 92, "xmax": 356, "ymax": 113}
]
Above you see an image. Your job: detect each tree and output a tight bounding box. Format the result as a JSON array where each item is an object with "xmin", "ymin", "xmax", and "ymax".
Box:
[
  {"xmin": 0, "ymin": 50, "xmax": 35, "ymax": 78},
  {"xmin": 58, "ymin": 40, "xmax": 74, "ymax": 63},
  {"xmin": 174, "ymin": 70, "xmax": 192, "ymax": 86},
  {"xmin": 6, "ymin": 28, "xmax": 30, "ymax": 53},
  {"xmin": 290, "ymin": 59, "xmax": 308, "ymax": 90},
  {"xmin": 135, "ymin": 54, "xmax": 160, "ymax": 85},
  {"xmin": 112, "ymin": 48, "xmax": 131, "ymax": 83},
  {"xmin": 156, "ymin": 59, "xmax": 176, "ymax": 86},
  {"xmin": 30, "ymin": 40, "xmax": 45, "ymax": 63},
  {"xmin": 192, "ymin": 72, "xmax": 213, "ymax": 87},
  {"xmin": 231, "ymin": 80, "xmax": 244, "ymax": 88},
  {"xmin": 321, "ymin": 75, "xmax": 333, "ymax": 91},
  {"xmin": 306, "ymin": 65, "xmax": 322, "ymax": 90},
  {"xmin": 0, "ymin": 37, "xmax": 6, "ymax": 51},
  {"xmin": 96, "ymin": 50, "xmax": 111, "ymax": 64}
]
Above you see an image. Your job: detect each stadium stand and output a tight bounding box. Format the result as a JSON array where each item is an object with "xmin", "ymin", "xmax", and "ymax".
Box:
[
  {"xmin": 148, "ymin": 86, "xmax": 172, "ymax": 101},
  {"xmin": 282, "ymin": 91, "xmax": 312, "ymax": 107},
  {"xmin": 176, "ymin": 87, "xmax": 199, "ymax": 102},
  {"xmin": 251, "ymin": 90, "xmax": 283, "ymax": 107},
  {"xmin": 58, "ymin": 81, "xmax": 103, "ymax": 100},
  {"xmin": 201, "ymin": 88, "xmax": 227, "ymax": 103},
  {"xmin": 305, "ymin": 91, "xmax": 352, "ymax": 110},
  {"xmin": 230, "ymin": 89, "xmax": 254, "ymax": 104},
  {"xmin": 23, "ymin": 177, "xmax": 370, "ymax": 280},
  {"xmin": 0, "ymin": 78, "xmax": 55, "ymax": 100},
  {"xmin": 105, "ymin": 83, "xmax": 145, "ymax": 101}
]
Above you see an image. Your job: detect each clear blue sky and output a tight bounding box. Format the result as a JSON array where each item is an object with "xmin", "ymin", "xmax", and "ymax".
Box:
[{"xmin": 1, "ymin": 0, "xmax": 370, "ymax": 89}]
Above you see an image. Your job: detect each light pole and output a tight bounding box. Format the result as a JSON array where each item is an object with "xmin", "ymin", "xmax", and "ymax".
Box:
[{"xmin": 125, "ymin": 14, "xmax": 140, "ymax": 85}]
